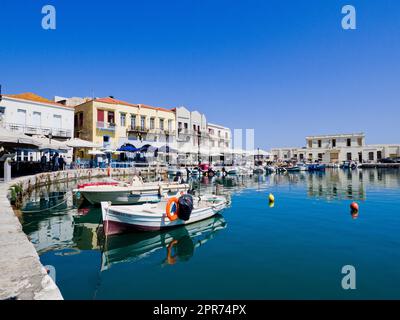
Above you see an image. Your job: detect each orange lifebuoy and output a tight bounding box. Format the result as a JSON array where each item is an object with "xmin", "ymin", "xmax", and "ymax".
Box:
[
  {"xmin": 166, "ymin": 240, "xmax": 178, "ymax": 265},
  {"xmin": 166, "ymin": 197, "xmax": 179, "ymax": 221}
]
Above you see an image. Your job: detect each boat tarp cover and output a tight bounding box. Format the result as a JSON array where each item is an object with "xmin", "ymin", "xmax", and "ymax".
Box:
[{"xmin": 177, "ymin": 194, "xmax": 194, "ymax": 221}]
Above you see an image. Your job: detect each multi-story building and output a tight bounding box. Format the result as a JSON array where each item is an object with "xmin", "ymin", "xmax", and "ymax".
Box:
[
  {"xmin": 207, "ymin": 123, "xmax": 231, "ymax": 151},
  {"xmin": 271, "ymin": 133, "xmax": 400, "ymax": 163},
  {"xmin": 0, "ymin": 92, "xmax": 74, "ymax": 161},
  {"xmin": 174, "ymin": 106, "xmax": 208, "ymax": 149},
  {"xmin": 74, "ymin": 96, "xmax": 176, "ymax": 156}
]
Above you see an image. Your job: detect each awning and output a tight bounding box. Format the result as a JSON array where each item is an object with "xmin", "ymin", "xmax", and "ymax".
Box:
[
  {"xmin": 88, "ymin": 150, "xmax": 106, "ymax": 155},
  {"xmin": 0, "ymin": 127, "xmax": 40, "ymax": 149},
  {"xmin": 158, "ymin": 145, "xmax": 178, "ymax": 153},
  {"xmin": 66, "ymin": 138, "xmax": 102, "ymax": 148}
]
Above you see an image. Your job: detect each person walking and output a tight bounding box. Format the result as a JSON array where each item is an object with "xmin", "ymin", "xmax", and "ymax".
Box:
[
  {"xmin": 53, "ymin": 153, "xmax": 59, "ymax": 171},
  {"xmin": 40, "ymin": 153, "xmax": 47, "ymax": 171},
  {"xmin": 58, "ymin": 155, "xmax": 65, "ymax": 171}
]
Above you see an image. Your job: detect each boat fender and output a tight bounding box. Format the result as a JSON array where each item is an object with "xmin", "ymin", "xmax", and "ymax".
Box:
[{"xmin": 166, "ymin": 198, "xmax": 179, "ymax": 221}]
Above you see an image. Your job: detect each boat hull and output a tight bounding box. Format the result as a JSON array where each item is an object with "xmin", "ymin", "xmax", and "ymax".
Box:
[
  {"xmin": 81, "ymin": 190, "xmax": 161, "ymax": 205},
  {"xmin": 101, "ymin": 200, "xmax": 227, "ymax": 235}
]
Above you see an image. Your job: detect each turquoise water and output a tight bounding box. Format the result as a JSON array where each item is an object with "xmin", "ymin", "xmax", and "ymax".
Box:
[{"xmin": 21, "ymin": 169, "xmax": 400, "ymax": 299}]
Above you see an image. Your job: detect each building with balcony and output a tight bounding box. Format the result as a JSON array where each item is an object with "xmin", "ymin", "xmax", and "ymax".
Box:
[
  {"xmin": 74, "ymin": 96, "xmax": 176, "ymax": 157},
  {"xmin": 207, "ymin": 123, "xmax": 231, "ymax": 151},
  {"xmin": 0, "ymin": 92, "xmax": 74, "ymax": 161},
  {"xmin": 271, "ymin": 133, "xmax": 400, "ymax": 163},
  {"xmin": 174, "ymin": 106, "xmax": 208, "ymax": 149}
]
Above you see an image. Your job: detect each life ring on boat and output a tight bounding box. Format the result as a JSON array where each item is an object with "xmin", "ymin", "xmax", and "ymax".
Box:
[
  {"xmin": 166, "ymin": 197, "xmax": 179, "ymax": 221},
  {"xmin": 166, "ymin": 240, "xmax": 178, "ymax": 265}
]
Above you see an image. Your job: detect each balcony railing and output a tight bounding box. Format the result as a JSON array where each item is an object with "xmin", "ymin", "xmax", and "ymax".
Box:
[
  {"xmin": 4, "ymin": 123, "xmax": 72, "ymax": 138},
  {"xmin": 127, "ymin": 126, "xmax": 149, "ymax": 133},
  {"xmin": 96, "ymin": 121, "xmax": 116, "ymax": 131}
]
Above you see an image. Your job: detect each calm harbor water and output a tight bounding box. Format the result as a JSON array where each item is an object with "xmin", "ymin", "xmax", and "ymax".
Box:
[{"xmin": 20, "ymin": 169, "xmax": 400, "ymax": 299}]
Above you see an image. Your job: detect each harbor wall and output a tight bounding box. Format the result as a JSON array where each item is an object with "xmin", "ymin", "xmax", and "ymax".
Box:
[{"xmin": 0, "ymin": 167, "xmax": 148, "ymax": 300}]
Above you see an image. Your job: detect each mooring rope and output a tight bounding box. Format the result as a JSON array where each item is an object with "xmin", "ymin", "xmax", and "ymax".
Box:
[{"xmin": 19, "ymin": 193, "xmax": 74, "ymax": 213}]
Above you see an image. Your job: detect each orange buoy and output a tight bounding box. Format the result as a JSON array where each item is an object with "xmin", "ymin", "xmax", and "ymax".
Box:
[
  {"xmin": 107, "ymin": 166, "xmax": 111, "ymax": 177},
  {"xmin": 350, "ymin": 202, "xmax": 359, "ymax": 212},
  {"xmin": 166, "ymin": 197, "xmax": 179, "ymax": 221}
]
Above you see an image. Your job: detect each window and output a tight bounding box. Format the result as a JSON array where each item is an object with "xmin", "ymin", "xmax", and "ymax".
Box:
[
  {"xmin": 120, "ymin": 113, "xmax": 126, "ymax": 126},
  {"xmin": 332, "ymin": 139, "xmax": 336, "ymax": 148},
  {"xmin": 347, "ymin": 138, "xmax": 351, "ymax": 147},
  {"xmin": 377, "ymin": 151, "xmax": 382, "ymax": 160},
  {"xmin": 218, "ymin": 130, "xmax": 221, "ymax": 137},
  {"xmin": 369, "ymin": 152, "xmax": 374, "ymax": 161},
  {"xmin": 347, "ymin": 152, "xmax": 352, "ymax": 161},
  {"xmin": 193, "ymin": 124, "xmax": 196, "ymax": 132},
  {"xmin": 103, "ymin": 135, "xmax": 110, "ymax": 148},
  {"xmin": 79, "ymin": 113, "xmax": 83, "ymax": 127},
  {"xmin": 107, "ymin": 111, "xmax": 115, "ymax": 124},
  {"xmin": 159, "ymin": 118, "xmax": 164, "ymax": 130},
  {"xmin": 184, "ymin": 123, "xmax": 188, "ymax": 129},
  {"xmin": 53, "ymin": 114, "xmax": 62, "ymax": 128},
  {"xmin": 308, "ymin": 153, "xmax": 313, "ymax": 160},
  {"xmin": 168, "ymin": 120, "xmax": 172, "ymax": 132},
  {"xmin": 300, "ymin": 154, "xmax": 304, "ymax": 160},
  {"xmin": 140, "ymin": 116, "xmax": 146, "ymax": 129},
  {"xmin": 150, "ymin": 118, "xmax": 155, "ymax": 130},
  {"xmin": 178, "ymin": 122, "xmax": 182, "ymax": 129},
  {"xmin": 17, "ymin": 109, "xmax": 27, "ymax": 125},
  {"xmin": 318, "ymin": 140, "xmax": 321, "ymax": 148},
  {"xmin": 130, "ymin": 114, "xmax": 136, "ymax": 128},
  {"xmin": 308, "ymin": 140, "xmax": 312, "ymax": 148},
  {"xmin": 33, "ymin": 111, "xmax": 41, "ymax": 127},
  {"xmin": 225, "ymin": 132, "xmax": 228, "ymax": 139},
  {"xmin": 318, "ymin": 153, "xmax": 323, "ymax": 161},
  {"xmin": 97, "ymin": 110, "xmax": 104, "ymax": 122},
  {"xmin": 284, "ymin": 154, "xmax": 288, "ymax": 159},
  {"xmin": 358, "ymin": 138, "xmax": 363, "ymax": 146}
]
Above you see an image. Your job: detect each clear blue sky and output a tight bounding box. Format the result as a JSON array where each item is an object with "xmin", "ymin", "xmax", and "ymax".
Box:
[{"xmin": 1, "ymin": 0, "xmax": 399, "ymax": 149}]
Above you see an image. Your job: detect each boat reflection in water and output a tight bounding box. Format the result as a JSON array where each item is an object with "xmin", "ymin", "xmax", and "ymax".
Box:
[{"xmin": 100, "ymin": 215, "xmax": 227, "ymax": 271}]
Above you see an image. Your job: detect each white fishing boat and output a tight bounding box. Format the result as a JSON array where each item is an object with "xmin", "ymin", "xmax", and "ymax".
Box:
[
  {"xmin": 74, "ymin": 176, "xmax": 189, "ymax": 205},
  {"xmin": 101, "ymin": 194, "xmax": 228, "ymax": 235}
]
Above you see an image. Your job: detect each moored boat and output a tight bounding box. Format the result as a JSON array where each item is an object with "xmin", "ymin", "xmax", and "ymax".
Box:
[
  {"xmin": 101, "ymin": 194, "xmax": 228, "ymax": 235},
  {"xmin": 74, "ymin": 176, "xmax": 189, "ymax": 205},
  {"xmin": 307, "ymin": 163, "xmax": 326, "ymax": 171}
]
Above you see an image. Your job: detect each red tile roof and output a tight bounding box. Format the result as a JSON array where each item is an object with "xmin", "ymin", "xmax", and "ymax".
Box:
[
  {"xmin": 94, "ymin": 97, "xmax": 174, "ymax": 113},
  {"xmin": 4, "ymin": 93, "xmax": 72, "ymax": 108}
]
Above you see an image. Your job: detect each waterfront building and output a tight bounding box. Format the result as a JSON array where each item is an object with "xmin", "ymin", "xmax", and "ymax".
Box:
[
  {"xmin": 271, "ymin": 133, "xmax": 400, "ymax": 163},
  {"xmin": 207, "ymin": 123, "xmax": 231, "ymax": 151},
  {"xmin": 74, "ymin": 97, "xmax": 176, "ymax": 158},
  {"xmin": 0, "ymin": 92, "xmax": 74, "ymax": 161}
]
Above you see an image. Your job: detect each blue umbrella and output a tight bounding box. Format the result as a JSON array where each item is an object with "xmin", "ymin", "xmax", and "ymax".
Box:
[{"xmin": 117, "ymin": 143, "xmax": 138, "ymax": 152}]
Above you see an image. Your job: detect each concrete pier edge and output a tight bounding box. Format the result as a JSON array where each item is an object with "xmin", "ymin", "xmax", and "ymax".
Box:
[{"xmin": 0, "ymin": 167, "xmax": 146, "ymax": 300}]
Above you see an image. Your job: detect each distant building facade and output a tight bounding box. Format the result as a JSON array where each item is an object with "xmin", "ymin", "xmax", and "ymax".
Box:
[
  {"xmin": 207, "ymin": 123, "xmax": 231, "ymax": 150},
  {"xmin": 271, "ymin": 133, "xmax": 400, "ymax": 163}
]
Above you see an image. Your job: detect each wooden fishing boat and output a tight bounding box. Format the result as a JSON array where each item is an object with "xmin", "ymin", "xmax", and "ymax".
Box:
[
  {"xmin": 101, "ymin": 194, "xmax": 228, "ymax": 235},
  {"xmin": 74, "ymin": 177, "xmax": 189, "ymax": 205}
]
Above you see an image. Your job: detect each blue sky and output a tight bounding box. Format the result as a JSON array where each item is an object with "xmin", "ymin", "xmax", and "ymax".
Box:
[{"xmin": 1, "ymin": 0, "xmax": 399, "ymax": 149}]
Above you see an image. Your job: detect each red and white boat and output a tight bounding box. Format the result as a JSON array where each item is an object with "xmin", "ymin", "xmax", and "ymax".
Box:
[
  {"xmin": 74, "ymin": 176, "xmax": 189, "ymax": 205},
  {"xmin": 100, "ymin": 194, "xmax": 228, "ymax": 235}
]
